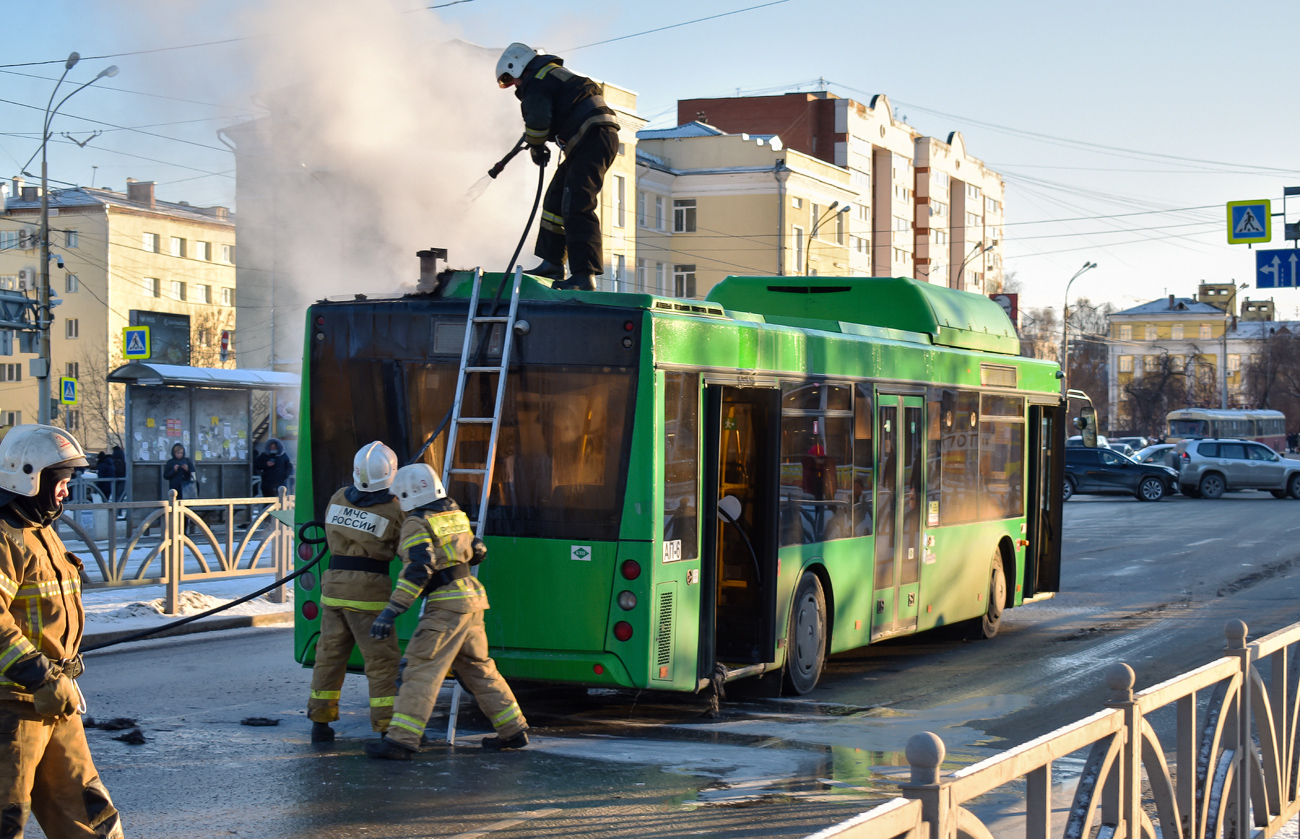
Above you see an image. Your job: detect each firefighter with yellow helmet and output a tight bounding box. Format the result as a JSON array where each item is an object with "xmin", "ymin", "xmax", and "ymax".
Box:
[
  {"xmin": 0, "ymin": 424, "xmax": 123, "ymax": 838},
  {"xmin": 363, "ymin": 464, "xmax": 528, "ymax": 759},
  {"xmin": 307, "ymin": 441, "xmax": 406, "ymax": 742}
]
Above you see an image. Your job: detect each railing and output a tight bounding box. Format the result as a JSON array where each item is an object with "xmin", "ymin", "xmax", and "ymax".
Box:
[
  {"xmin": 810, "ymin": 619, "xmax": 1300, "ymax": 839},
  {"xmin": 57, "ymin": 489, "xmax": 294, "ymax": 615}
]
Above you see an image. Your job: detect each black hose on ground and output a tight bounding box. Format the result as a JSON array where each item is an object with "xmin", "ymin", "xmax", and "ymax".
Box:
[{"xmin": 82, "ymin": 521, "xmax": 328, "ymax": 653}]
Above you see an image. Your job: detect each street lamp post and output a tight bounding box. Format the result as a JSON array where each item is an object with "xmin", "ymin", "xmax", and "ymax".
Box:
[
  {"xmin": 1220, "ymin": 282, "xmax": 1248, "ymax": 409},
  {"xmin": 954, "ymin": 240, "xmax": 998, "ymax": 290},
  {"xmin": 1059, "ymin": 261, "xmax": 1098, "ymax": 393},
  {"xmin": 805, "ymin": 202, "xmax": 851, "ymax": 275},
  {"xmin": 32, "ymin": 52, "xmax": 118, "ymax": 424}
]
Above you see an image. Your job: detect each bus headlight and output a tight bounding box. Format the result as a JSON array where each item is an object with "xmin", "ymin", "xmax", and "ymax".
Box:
[{"xmin": 617, "ymin": 591, "xmax": 637, "ymax": 610}]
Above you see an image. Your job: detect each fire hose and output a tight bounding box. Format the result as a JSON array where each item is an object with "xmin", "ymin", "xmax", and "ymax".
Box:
[{"xmin": 82, "ymin": 521, "xmax": 328, "ymax": 653}]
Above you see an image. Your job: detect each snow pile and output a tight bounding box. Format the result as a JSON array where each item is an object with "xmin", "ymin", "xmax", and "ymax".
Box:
[{"xmin": 82, "ymin": 576, "xmax": 293, "ymax": 636}]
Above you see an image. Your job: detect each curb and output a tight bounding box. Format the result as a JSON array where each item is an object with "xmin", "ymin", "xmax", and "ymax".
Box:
[{"xmin": 83, "ymin": 612, "xmax": 293, "ymax": 649}]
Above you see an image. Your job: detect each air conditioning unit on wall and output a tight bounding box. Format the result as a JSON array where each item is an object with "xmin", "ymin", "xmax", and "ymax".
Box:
[
  {"xmin": 17, "ymin": 228, "xmax": 37, "ymax": 250},
  {"xmin": 16, "ymin": 268, "xmax": 34, "ymax": 290}
]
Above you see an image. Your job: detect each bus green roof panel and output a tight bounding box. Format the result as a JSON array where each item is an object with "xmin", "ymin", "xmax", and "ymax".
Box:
[{"xmin": 705, "ymin": 276, "xmax": 1020, "ymax": 355}]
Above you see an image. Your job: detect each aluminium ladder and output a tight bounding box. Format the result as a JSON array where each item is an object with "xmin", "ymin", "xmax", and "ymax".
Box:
[{"xmin": 440, "ymin": 266, "xmax": 524, "ymax": 744}]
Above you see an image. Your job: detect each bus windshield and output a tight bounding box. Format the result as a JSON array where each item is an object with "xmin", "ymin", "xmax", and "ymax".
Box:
[{"xmin": 1169, "ymin": 419, "xmax": 1208, "ymax": 438}]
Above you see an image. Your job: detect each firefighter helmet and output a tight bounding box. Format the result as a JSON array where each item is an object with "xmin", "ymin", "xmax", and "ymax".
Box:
[
  {"xmin": 0, "ymin": 424, "xmax": 89, "ymax": 497},
  {"xmin": 496, "ymin": 42, "xmax": 538, "ymax": 87},
  {"xmin": 392, "ymin": 464, "xmax": 446, "ymax": 511},
  {"xmin": 353, "ymin": 441, "xmax": 398, "ymax": 492}
]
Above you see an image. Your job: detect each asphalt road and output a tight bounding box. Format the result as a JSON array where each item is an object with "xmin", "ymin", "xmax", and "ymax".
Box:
[{"xmin": 41, "ymin": 489, "xmax": 1300, "ymax": 839}]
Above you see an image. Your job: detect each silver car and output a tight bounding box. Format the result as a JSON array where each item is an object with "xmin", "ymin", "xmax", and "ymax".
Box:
[{"xmin": 1174, "ymin": 438, "xmax": 1300, "ymax": 499}]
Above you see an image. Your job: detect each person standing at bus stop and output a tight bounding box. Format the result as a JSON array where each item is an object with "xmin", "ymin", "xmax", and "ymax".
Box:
[
  {"xmin": 0, "ymin": 424, "xmax": 123, "ymax": 838},
  {"xmin": 307, "ymin": 442, "xmax": 406, "ymax": 743},
  {"xmin": 364, "ymin": 464, "xmax": 528, "ymax": 760}
]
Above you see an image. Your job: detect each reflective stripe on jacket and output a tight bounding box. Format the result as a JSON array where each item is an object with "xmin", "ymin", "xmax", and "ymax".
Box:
[
  {"xmin": 515, "ymin": 54, "xmax": 619, "ymax": 151},
  {"xmin": 387, "ymin": 506, "xmax": 487, "ymax": 615}
]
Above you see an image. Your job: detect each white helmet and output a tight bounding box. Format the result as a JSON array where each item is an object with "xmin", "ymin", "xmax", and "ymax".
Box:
[
  {"xmin": 496, "ymin": 42, "xmax": 538, "ymax": 87},
  {"xmin": 0, "ymin": 424, "xmax": 89, "ymax": 497},
  {"xmin": 392, "ymin": 463, "xmax": 446, "ymax": 512},
  {"xmin": 353, "ymin": 441, "xmax": 398, "ymax": 492}
]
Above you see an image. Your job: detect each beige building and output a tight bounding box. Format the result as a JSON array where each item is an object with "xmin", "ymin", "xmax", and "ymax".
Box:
[
  {"xmin": 0, "ymin": 178, "xmax": 236, "ymax": 448},
  {"xmin": 635, "ymin": 125, "xmax": 856, "ymax": 296}
]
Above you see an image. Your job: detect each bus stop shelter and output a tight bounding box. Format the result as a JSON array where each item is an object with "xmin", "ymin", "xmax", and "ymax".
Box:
[{"xmin": 107, "ymin": 363, "xmax": 300, "ymax": 501}]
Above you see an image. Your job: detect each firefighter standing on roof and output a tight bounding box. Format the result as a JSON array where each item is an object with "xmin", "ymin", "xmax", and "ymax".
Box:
[
  {"xmin": 0, "ymin": 424, "xmax": 123, "ymax": 838},
  {"xmin": 364, "ymin": 464, "xmax": 528, "ymax": 759},
  {"xmin": 307, "ymin": 442, "xmax": 406, "ymax": 743},
  {"xmin": 497, "ymin": 42, "xmax": 620, "ymax": 292}
]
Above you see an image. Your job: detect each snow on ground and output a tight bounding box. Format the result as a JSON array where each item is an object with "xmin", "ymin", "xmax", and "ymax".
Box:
[{"xmin": 81, "ymin": 573, "xmax": 293, "ymax": 636}]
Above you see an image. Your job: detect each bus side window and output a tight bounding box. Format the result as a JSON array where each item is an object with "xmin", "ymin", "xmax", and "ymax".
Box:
[
  {"xmin": 853, "ymin": 384, "xmax": 874, "ymax": 537},
  {"xmin": 663, "ymin": 372, "xmax": 699, "ymax": 560}
]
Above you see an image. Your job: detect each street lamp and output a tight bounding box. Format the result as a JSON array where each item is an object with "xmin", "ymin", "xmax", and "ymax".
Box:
[
  {"xmin": 1220, "ymin": 281, "xmax": 1248, "ymax": 409},
  {"xmin": 804, "ymin": 202, "xmax": 851, "ymax": 274},
  {"xmin": 30, "ymin": 53, "xmax": 118, "ymax": 424},
  {"xmin": 1059, "ymin": 261, "xmax": 1098, "ymax": 392},
  {"xmin": 954, "ymin": 239, "xmax": 998, "ymax": 289}
]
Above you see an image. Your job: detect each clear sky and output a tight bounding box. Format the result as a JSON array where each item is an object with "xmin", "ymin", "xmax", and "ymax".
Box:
[{"xmin": 8, "ymin": 0, "xmax": 1300, "ymax": 316}]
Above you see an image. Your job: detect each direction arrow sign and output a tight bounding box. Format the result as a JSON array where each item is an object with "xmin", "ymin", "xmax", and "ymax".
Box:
[
  {"xmin": 122, "ymin": 325, "xmax": 151, "ymax": 359},
  {"xmin": 1256, "ymin": 248, "xmax": 1300, "ymax": 288},
  {"xmin": 58, "ymin": 377, "xmax": 77, "ymax": 405},
  {"xmin": 1227, "ymin": 199, "xmax": 1272, "ymax": 244}
]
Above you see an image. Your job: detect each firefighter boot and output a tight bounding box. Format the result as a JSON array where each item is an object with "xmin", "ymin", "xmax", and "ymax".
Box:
[
  {"xmin": 552, "ymin": 275, "xmax": 596, "ymax": 291},
  {"xmin": 311, "ymin": 722, "xmax": 335, "ymax": 743},
  {"xmin": 482, "ymin": 730, "xmax": 529, "ymax": 751},
  {"xmin": 364, "ymin": 736, "xmax": 415, "ymax": 761},
  {"xmin": 525, "ymin": 260, "xmax": 564, "ymax": 280}
]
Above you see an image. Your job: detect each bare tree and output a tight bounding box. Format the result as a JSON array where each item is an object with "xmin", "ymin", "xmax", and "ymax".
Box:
[
  {"xmin": 1065, "ymin": 297, "xmax": 1114, "ymax": 429},
  {"xmin": 190, "ymin": 308, "xmax": 237, "ymax": 369},
  {"xmin": 1018, "ymin": 307, "xmax": 1059, "ymax": 362},
  {"xmin": 1244, "ymin": 327, "xmax": 1300, "ymax": 429}
]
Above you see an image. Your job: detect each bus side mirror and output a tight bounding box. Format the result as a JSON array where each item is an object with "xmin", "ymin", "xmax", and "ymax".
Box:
[{"xmin": 1076, "ymin": 407, "xmax": 1098, "ymax": 448}]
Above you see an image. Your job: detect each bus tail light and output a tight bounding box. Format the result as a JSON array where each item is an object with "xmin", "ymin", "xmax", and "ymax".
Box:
[
  {"xmin": 613, "ymin": 621, "xmax": 633, "ymax": 642},
  {"xmin": 620, "ymin": 560, "xmax": 641, "ymax": 580},
  {"xmin": 302, "ymin": 601, "xmax": 319, "ymax": 621},
  {"xmin": 593, "ymin": 664, "xmax": 605, "ymax": 675},
  {"xmin": 298, "ymin": 543, "xmax": 314, "ymax": 561}
]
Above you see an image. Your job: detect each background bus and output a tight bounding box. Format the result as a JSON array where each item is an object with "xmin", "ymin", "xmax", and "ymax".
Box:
[
  {"xmin": 1166, "ymin": 408, "xmax": 1286, "ymax": 450},
  {"xmin": 295, "ymin": 272, "xmax": 1071, "ymax": 696}
]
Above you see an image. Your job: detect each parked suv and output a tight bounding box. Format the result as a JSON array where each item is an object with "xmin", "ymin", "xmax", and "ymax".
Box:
[
  {"xmin": 1064, "ymin": 447, "xmax": 1178, "ymax": 502},
  {"xmin": 1174, "ymin": 438, "xmax": 1300, "ymax": 499}
]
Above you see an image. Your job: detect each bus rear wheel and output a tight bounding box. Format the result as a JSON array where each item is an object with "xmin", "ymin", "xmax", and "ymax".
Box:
[
  {"xmin": 784, "ymin": 572, "xmax": 826, "ymax": 695},
  {"xmin": 977, "ymin": 550, "xmax": 1006, "ymax": 640}
]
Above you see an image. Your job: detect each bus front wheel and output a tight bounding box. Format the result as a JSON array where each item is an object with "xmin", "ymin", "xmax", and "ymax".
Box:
[
  {"xmin": 784, "ymin": 572, "xmax": 827, "ymax": 695},
  {"xmin": 978, "ymin": 551, "xmax": 1006, "ymax": 639}
]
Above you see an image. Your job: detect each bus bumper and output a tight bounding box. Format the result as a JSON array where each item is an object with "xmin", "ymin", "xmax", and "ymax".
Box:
[{"xmin": 491, "ymin": 648, "xmax": 636, "ymax": 688}]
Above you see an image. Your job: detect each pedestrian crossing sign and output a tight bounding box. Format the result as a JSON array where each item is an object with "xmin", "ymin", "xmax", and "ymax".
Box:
[
  {"xmin": 59, "ymin": 377, "xmax": 77, "ymax": 405},
  {"xmin": 123, "ymin": 325, "xmax": 151, "ymax": 359},
  {"xmin": 1227, "ymin": 199, "xmax": 1272, "ymax": 244}
]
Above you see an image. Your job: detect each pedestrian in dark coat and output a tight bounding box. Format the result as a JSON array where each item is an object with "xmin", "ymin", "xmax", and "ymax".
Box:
[
  {"xmin": 255, "ymin": 438, "xmax": 293, "ymax": 497},
  {"xmin": 162, "ymin": 444, "xmax": 195, "ymax": 499}
]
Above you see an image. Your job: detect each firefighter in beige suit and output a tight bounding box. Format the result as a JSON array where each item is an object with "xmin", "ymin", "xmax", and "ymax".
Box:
[
  {"xmin": 0, "ymin": 425, "xmax": 123, "ymax": 838},
  {"xmin": 307, "ymin": 442, "xmax": 405, "ymax": 742},
  {"xmin": 364, "ymin": 464, "xmax": 528, "ymax": 760}
]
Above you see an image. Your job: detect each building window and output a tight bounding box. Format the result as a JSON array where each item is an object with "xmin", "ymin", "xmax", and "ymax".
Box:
[
  {"xmin": 0, "ymin": 364, "xmax": 21, "ymax": 382},
  {"xmin": 965, "ymin": 211, "xmax": 981, "ymax": 230},
  {"xmin": 64, "ymin": 409, "xmax": 80, "ymax": 432},
  {"xmin": 0, "ymin": 231, "xmax": 17, "ymax": 250},
  {"xmin": 637, "ymin": 191, "xmax": 647, "ymax": 228},
  {"xmin": 195, "ymin": 241, "xmax": 211, "ymax": 261},
  {"xmin": 1142, "ymin": 355, "xmax": 1159, "ymax": 373},
  {"xmin": 143, "ymin": 277, "xmax": 160, "ymax": 298},
  {"xmin": 933, "ymin": 229, "xmax": 948, "ymax": 245},
  {"xmin": 65, "ymin": 362, "xmax": 79, "ymax": 379},
  {"xmin": 655, "ymin": 262, "xmax": 666, "ymax": 295},
  {"xmin": 196, "ymin": 329, "xmax": 212, "ymax": 348},
  {"xmin": 894, "ymin": 184, "xmax": 910, "ymax": 201},
  {"xmin": 65, "ymin": 230, "xmax": 78, "ymax": 248},
  {"xmin": 221, "ymin": 244, "xmax": 235, "ymax": 263},
  {"xmin": 1172, "ymin": 323, "xmax": 1184, "ymax": 340},
  {"xmin": 1, "ymin": 411, "xmax": 19, "ymax": 426},
  {"xmin": 811, "ymin": 203, "xmax": 820, "ymax": 236},
  {"xmin": 931, "ymin": 199, "xmax": 948, "ymax": 217},
  {"xmin": 673, "ymin": 199, "xmax": 696, "ymax": 233},
  {"xmin": 65, "ymin": 319, "xmax": 79, "ymax": 339},
  {"xmin": 856, "ymin": 203, "xmax": 868, "ymax": 222},
  {"xmin": 835, "ymin": 212, "xmax": 845, "ymax": 245},
  {"xmin": 612, "ymin": 254, "xmax": 626, "ymax": 291},
  {"xmin": 196, "ymin": 284, "xmax": 212, "ymax": 304},
  {"xmin": 65, "ymin": 274, "xmax": 78, "ymax": 294},
  {"xmin": 654, "ymin": 196, "xmax": 665, "ymax": 231},
  {"xmin": 221, "ymin": 287, "xmax": 235, "ymax": 306},
  {"xmin": 1145, "ymin": 325, "xmax": 1157, "ymax": 341},
  {"xmin": 851, "ymin": 170, "xmax": 868, "ymax": 189},
  {"xmin": 985, "ymin": 197, "xmax": 1001, "ymax": 214},
  {"xmin": 673, "ymin": 265, "xmax": 696, "ymax": 298},
  {"xmin": 143, "ymin": 232, "xmax": 160, "ymax": 253},
  {"xmin": 170, "ymin": 280, "xmax": 186, "ymax": 301},
  {"xmin": 1119, "ymin": 324, "xmax": 1132, "ymax": 341},
  {"xmin": 636, "ymin": 257, "xmax": 646, "ymax": 291},
  {"xmin": 1199, "ymin": 323, "xmax": 1211, "ymax": 340},
  {"xmin": 894, "ymin": 216, "xmax": 910, "ymax": 232},
  {"xmin": 169, "ymin": 236, "xmax": 186, "ymax": 258},
  {"xmin": 614, "ymin": 175, "xmax": 625, "ymax": 229},
  {"xmin": 966, "ymin": 183, "xmax": 982, "ymax": 200},
  {"xmin": 792, "ymin": 226, "xmax": 804, "ymax": 273},
  {"xmin": 1228, "ymin": 354, "xmax": 1241, "ymax": 373},
  {"xmin": 792, "ymin": 197, "xmax": 803, "ymax": 209},
  {"xmin": 934, "ymin": 172, "xmax": 950, "ymax": 194}
]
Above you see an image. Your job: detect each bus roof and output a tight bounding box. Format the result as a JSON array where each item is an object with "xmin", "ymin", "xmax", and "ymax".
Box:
[{"xmin": 1168, "ymin": 408, "xmax": 1286, "ymax": 419}]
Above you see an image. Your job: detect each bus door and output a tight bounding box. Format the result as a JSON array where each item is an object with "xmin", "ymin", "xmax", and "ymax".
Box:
[
  {"xmin": 872, "ymin": 394, "xmax": 923, "ymax": 639},
  {"xmin": 1025, "ymin": 403, "xmax": 1063, "ymax": 596},
  {"xmin": 700, "ymin": 385, "xmax": 781, "ymax": 671}
]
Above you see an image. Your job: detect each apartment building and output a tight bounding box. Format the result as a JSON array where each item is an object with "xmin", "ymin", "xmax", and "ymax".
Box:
[
  {"xmin": 635, "ymin": 124, "xmax": 855, "ymax": 297},
  {"xmin": 0, "ymin": 179, "xmax": 236, "ymax": 446},
  {"xmin": 915, "ymin": 133, "xmax": 1005, "ymax": 292}
]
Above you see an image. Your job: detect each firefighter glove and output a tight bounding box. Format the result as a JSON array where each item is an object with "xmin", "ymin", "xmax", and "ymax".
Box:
[
  {"xmin": 370, "ymin": 607, "xmax": 398, "ymax": 640},
  {"xmin": 471, "ymin": 538, "xmax": 488, "ymax": 566},
  {"xmin": 32, "ymin": 675, "xmax": 79, "ymax": 719},
  {"xmin": 530, "ymin": 144, "xmax": 550, "ymax": 167}
]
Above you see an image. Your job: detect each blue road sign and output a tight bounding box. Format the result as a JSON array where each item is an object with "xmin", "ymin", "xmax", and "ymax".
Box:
[
  {"xmin": 1256, "ymin": 248, "xmax": 1300, "ymax": 288},
  {"xmin": 122, "ymin": 325, "xmax": 150, "ymax": 359},
  {"xmin": 59, "ymin": 377, "xmax": 77, "ymax": 405},
  {"xmin": 1228, "ymin": 199, "xmax": 1272, "ymax": 244}
]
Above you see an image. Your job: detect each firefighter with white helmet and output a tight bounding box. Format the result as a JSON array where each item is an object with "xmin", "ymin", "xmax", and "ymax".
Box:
[
  {"xmin": 0, "ymin": 424, "xmax": 123, "ymax": 838},
  {"xmin": 306, "ymin": 441, "xmax": 406, "ymax": 742},
  {"xmin": 363, "ymin": 464, "xmax": 528, "ymax": 759},
  {"xmin": 496, "ymin": 41, "xmax": 620, "ymax": 291}
]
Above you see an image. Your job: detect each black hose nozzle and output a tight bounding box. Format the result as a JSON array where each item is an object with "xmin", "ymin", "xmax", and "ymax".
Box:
[{"xmin": 488, "ymin": 135, "xmax": 529, "ymax": 179}]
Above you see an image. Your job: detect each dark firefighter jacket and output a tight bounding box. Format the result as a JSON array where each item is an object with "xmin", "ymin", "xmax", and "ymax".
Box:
[
  {"xmin": 0, "ymin": 506, "xmax": 85, "ymax": 702},
  {"xmin": 514, "ymin": 54, "xmax": 619, "ymax": 152},
  {"xmin": 386, "ymin": 500, "xmax": 487, "ymax": 616}
]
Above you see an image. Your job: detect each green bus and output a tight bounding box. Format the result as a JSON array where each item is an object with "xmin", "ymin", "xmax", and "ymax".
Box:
[{"xmin": 294, "ymin": 273, "xmax": 1066, "ymax": 695}]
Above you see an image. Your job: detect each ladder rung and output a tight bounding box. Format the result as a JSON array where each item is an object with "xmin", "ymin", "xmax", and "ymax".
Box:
[
  {"xmin": 450, "ymin": 468, "xmax": 488, "ymax": 475},
  {"xmin": 464, "ymin": 366, "xmax": 501, "ymax": 373},
  {"xmin": 455, "ymin": 417, "xmax": 494, "ymax": 424},
  {"xmin": 473, "ymin": 316, "xmax": 510, "ymax": 323}
]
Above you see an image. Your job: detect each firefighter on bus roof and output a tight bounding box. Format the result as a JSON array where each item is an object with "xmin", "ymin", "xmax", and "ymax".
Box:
[
  {"xmin": 364, "ymin": 464, "xmax": 528, "ymax": 759},
  {"xmin": 307, "ymin": 441, "xmax": 406, "ymax": 743}
]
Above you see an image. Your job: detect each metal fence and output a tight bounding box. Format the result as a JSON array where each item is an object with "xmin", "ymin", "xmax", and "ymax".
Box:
[
  {"xmin": 57, "ymin": 490, "xmax": 294, "ymax": 615},
  {"xmin": 810, "ymin": 619, "xmax": 1300, "ymax": 839}
]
